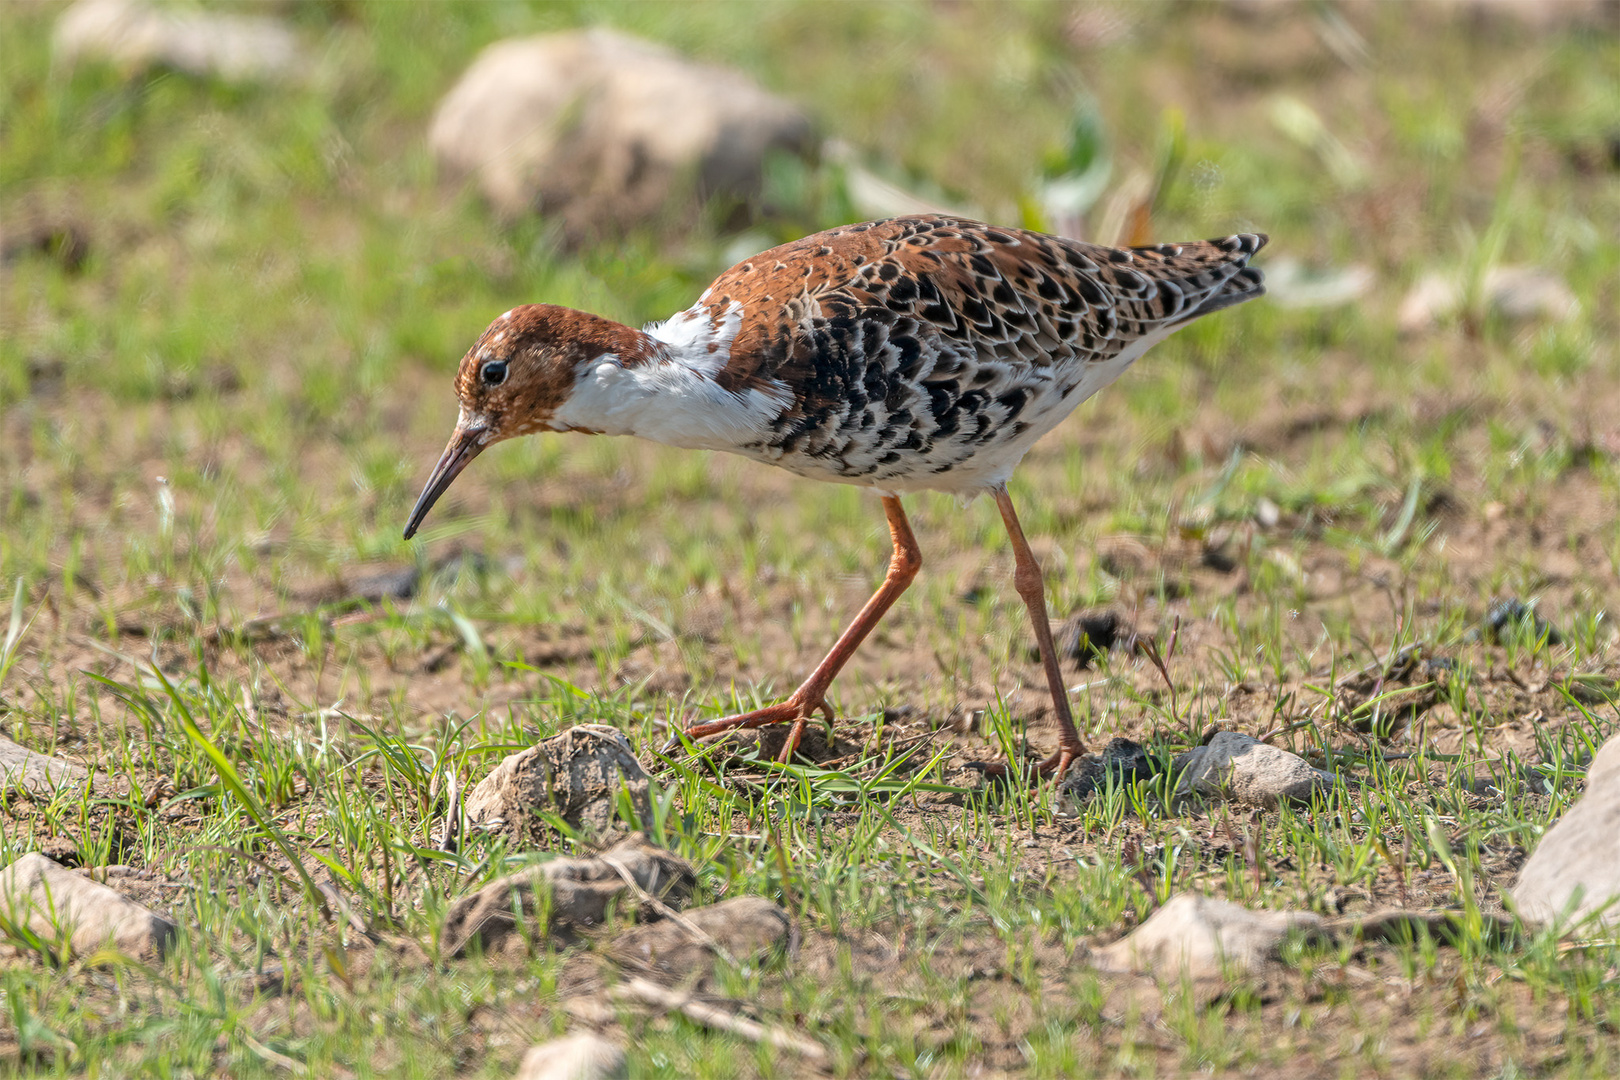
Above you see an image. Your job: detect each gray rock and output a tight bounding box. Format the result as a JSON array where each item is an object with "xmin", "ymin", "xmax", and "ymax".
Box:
[
  {"xmin": 514, "ymin": 1034, "xmax": 626, "ymax": 1080},
  {"xmin": 54, "ymin": 0, "xmax": 304, "ymax": 83},
  {"xmin": 464, "ymin": 724, "xmax": 651, "ymax": 841},
  {"xmin": 1050, "ymin": 609, "xmax": 1128, "ymax": 668},
  {"xmin": 607, "ymin": 895, "xmax": 789, "ymax": 977},
  {"xmin": 0, "ymin": 736, "xmax": 100, "ymax": 796},
  {"xmin": 1429, "ymin": 0, "xmax": 1614, "ymax": 30},
  {"xmin": 1487, "ymin": 267, "xmax": 1581, "ymax": 323},
  {"xmin": 428, "ymin": 29, "xmax": 812, "ymax": 238},
  {"xmin": 0, "ymin": 853, "xmax": 176, "ymax": 961},
  {"xmin": 1089, "ymin": 892, "xmax": 1323, "ymax": 981},
  {"xmin": 442, "ymin": 834, "xmax": 693, "ymax": 957},
  {"xmin": 1397, "ymin": 273, "xmax": 1459, "ymax": 334},
  {"xmin": 1056, "ymin": 737, "xmax": 1157, "ymax": 813},
  {"xmin": 1398, "ymin": 266, "xmax": 1579, "ymax": 334},
  {"xmin": 1262, "ymin": 257, "xmax": 1374, "ymax": 310},
  {"xmin": 1511, "ymin": 736, "xmax": 1620, "ymax": 929},
  {"xmin": 1174, "ymin": 732, "xmax": 1334, "ymax": 809},
  {"xmin": 1478, "ymin": 597, "xmax": 1565, "ymax": 646}
]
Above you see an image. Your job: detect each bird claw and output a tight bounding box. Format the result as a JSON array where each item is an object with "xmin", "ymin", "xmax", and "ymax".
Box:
[
  {"xmin": 965, "ymin": 745, "xmax": 1083, "ymax": 783},
  {"xmin": 663, "ymin": 693, "xmax": 833, "ymax": 762}
]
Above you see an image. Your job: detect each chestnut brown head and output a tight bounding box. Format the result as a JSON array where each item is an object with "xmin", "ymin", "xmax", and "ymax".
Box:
[{"xmin": 403, "ymin": 304, "xmax": 642, "ymax": 539}]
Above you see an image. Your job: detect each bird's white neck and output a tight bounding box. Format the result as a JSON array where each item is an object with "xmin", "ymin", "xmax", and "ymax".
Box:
[{"xmin": 547, "ymin": 306, "xmax": 786, "ymax": 449}]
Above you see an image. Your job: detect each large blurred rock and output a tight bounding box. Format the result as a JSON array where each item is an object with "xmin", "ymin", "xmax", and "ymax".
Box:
[
  {"xmin": 1511, "ymin": 736, "xmax": 1620, "ymax": 930},
  {"xmin": 54, "ymin": 0, "xmax": 305, "ymax": 83},
  {"xmin": 429, "ymin": 29, "xmax": 813, "ymax": 239},
  {"xmin": 607, "ymin": 896, "xmax": 790, "ymax": 978},
  {"xmin": 514, "ymin": 1034, "xmax": 626, "ymax": 1080},
  {"xmin": 1089, "ymin": 893, "xmax": 1323, "ymax": 981}
]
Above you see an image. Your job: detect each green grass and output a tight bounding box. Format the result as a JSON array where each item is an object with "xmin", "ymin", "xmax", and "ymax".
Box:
[{"xmin": 3, "ymin": 0, "xmax": 1620, "ymax": 1076}]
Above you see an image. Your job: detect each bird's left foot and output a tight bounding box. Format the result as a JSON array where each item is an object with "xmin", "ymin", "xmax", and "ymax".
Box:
[
  {"xmin": 966, "ymin": 744, "xmax": 1084, "ymax": 783},
  {"xmin": 661, "ymin": 692, "xmax": 834, "ymax": 764}
]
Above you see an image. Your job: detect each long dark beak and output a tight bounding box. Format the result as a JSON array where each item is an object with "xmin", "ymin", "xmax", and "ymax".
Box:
[{"xmin": 403, "ymin": 425, "xmax": 487, "ymax": 539}]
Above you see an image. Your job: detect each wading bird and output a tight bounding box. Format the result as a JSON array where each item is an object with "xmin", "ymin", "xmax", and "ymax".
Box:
[{"xmin": 405, "ymin": 215, "xmax": 1265, "ymax": 779}]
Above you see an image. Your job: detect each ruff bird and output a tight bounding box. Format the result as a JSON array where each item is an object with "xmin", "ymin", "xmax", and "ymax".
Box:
[{"xmin": 405, "ymin": 215, "xmax": 1266, "ymax": 778}]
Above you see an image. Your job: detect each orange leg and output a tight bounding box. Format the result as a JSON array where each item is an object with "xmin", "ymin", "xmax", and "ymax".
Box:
[
  {"xmin": 982, "ymin": 484, "xmax": 1088, "ymax": 779},
  {"xmin": 668, "ymin": 495, "xmax": 922, "ymax": 763}
]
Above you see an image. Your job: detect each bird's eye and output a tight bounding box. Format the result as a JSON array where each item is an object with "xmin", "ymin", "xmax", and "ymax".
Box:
[{"xmin": 480, "ymin": 360, "xmax": 508, "ymax": 387}]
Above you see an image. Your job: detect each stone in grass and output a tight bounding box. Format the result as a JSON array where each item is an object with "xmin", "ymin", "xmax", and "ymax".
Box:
[
  {"xmin": 1397, "ymin": 266, "xmax": 1579, "ymax": 334},
  {"xmin": 607, "ymin": 896, "xmax": 790, "ymax": 979},
  {"xmin": 1477, "ymin": 597, "xmax": 1564, "ymax": 647},
  {"xmin": 429, "ymin": 29, "xmax": 812, "ymax": 239},
  {"xmin": 1057, "ymin": 737, "xmax": 1158, "ymax": 811},
  {"xmin": 0, "ymin": 853, "xmax": 176, "ymax": 961},
  {"xmin": 465, "ymin": 725, "xmax": 651, "ymax": 842},
  {"xmin": 1089, "ymin": 893, "xmax": 1324, "ymax": 982},
  {"xmin": 442, "ymin": 834, "xmax": 694, "ymax": 958},
  {"xmin": 0, "ymin": 736, "xmax": 101, "ymax": 797},
  {"xmin": 1511, "ymin": 735, "xmax": 1620, "ymax": 930},
  {"xmin": 513, "ymin": 1034, "xmax": 626, "ymax": 1080},
  {"xmin": 1173, "ymin": 732, "xmax": 1335, "ymax": 810},
  {"xmin": 54, "ymin": 0, "xmax": 304, "ymax": 83},
  {"xmin": 1054, "ymin": 609, "xmax": 1129, "ymax": 669}
]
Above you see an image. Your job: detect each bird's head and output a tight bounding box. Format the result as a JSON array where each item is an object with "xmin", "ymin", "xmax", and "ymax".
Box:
[{"xmin": 403, "ymin": 303, "xmax": 640, "ymax": 539}]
